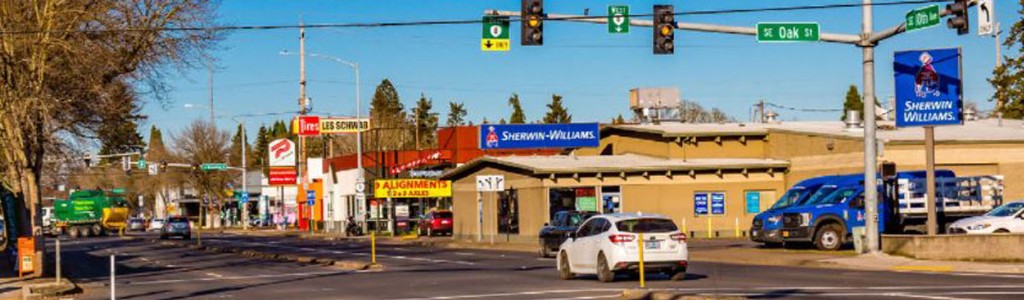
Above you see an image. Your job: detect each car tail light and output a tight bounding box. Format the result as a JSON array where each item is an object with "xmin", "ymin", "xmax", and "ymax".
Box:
[
  {"xmin": 608, "ymin": 234, "xmax": 635, "ymax": 244},
  {"xmin": 670, "ymin": 233, "xmax": 687, "ymax": 242}
]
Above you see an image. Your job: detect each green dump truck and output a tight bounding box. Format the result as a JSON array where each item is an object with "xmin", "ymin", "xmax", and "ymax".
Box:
[{"xmin": 52, "ymin": 190, "xmax": 130, "ymax": 238}]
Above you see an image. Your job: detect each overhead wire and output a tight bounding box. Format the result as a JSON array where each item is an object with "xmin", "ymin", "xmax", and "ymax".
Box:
[{"xmin": 0, "ymin": 0, "xmax": 954, "ymax": 35}]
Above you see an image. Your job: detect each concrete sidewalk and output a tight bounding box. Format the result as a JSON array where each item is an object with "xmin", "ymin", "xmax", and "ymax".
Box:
[{"xmin": 821, "ymin": 252, "xmax": 1024, "ymax": 274}]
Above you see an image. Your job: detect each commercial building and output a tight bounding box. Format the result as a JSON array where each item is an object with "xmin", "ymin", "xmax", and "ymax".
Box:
[{"xmin": 442, "ymin": 118, "xmax": 1024, "ymax": 242}]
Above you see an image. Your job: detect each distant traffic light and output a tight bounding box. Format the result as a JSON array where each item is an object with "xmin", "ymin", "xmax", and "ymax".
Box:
[
  {"xmin": 191, "ymin": 163, "xmax": 200, "ymax": 174},
  {"xmin": 159, "ymin": 160, "xmax": 168, "ymax": 173},
  {"xmin": 946, "ymin": 0, "xmax": 969, "ymax": 35},
  {"xmin": 521, "ymin": 0, "xmax": 543, "ymax": 46},
  {"xmin": 122, "ymin": 156, "xmax": 131, "ymax": 175},
  {"xmin": 653, "ymin": 5, "xmax": 674, "ymax": 55}
]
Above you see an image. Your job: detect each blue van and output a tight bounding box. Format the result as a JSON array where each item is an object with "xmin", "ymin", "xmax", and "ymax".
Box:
[{"xmin": 751, "ymin": 174, "xmax": 860, "ymax": 246}]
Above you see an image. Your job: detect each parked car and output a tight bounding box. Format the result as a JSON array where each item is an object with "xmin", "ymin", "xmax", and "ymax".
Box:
[
  {"xmin": 538, "ymin": 210, "xmax": 598, "ymax": 257},
  {"xmin": 417, "ymin": 210, "xmax": 453, "ymax": 236},
  {"xmin": 147, "ymin": 218, "xmax": 166, "ymax": 232},
  {"xmin": 948, "ymin": 201, "xmax": 1024, "ymax": 234},
  {"xmin": 160, "ymin": 216, "xmax": 192, "ymax": 240},
  {"xmin": 557, "ymin": 213, "xmax": 688, "ymax": 282},
  {"xmin": 127, "ymin": 218, "xmax": 146, "ymax": 232}
]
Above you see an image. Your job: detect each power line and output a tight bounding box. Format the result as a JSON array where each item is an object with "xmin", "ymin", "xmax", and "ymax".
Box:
[{"xmin": 0, "ymin": 0, "xmax": 952, "ymax": 35}]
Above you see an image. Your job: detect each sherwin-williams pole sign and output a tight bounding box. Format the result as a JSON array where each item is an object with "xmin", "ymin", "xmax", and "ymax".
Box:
[
  {"xmin": 893, "ymin": 48, "xmax": 963, "ymax": 127},
  {"xmin": 479, "ymin": 123, "xmax": 600, "ymax": 150}
]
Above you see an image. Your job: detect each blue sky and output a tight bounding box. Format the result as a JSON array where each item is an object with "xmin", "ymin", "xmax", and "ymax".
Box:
[{"xmin": 142, "ymin": 0, "xmax": 1018, "ymax": 142}]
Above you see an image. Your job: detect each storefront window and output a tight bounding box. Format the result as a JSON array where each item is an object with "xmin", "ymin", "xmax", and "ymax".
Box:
[
  {"xmin": 549, "ymin": 187, "xmax": 599, "ymax": 221},
  {"xmin": 498, "ymin": 190, "xmax": 519, "ymax": 234}
]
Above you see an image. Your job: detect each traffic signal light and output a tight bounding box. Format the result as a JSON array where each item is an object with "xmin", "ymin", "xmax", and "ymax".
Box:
[
  {"xmin": 83, "ymin": 157, "xmax": 92, "ymax": 168},
  {"xmin": 122, "ymin": 156, "xmax": 131, "ymax": 175},
  {"xmin": 946, "ymin": 0, "xmax": 968, "ymax": 35},
  {"xmin": 191, "ymin": 163, "xmax": 200, "ymax": 174},
  {"xmin": 521, "ymin": 0, "xmax": 543, "ymax": 46},
  {"xmin": 653, "ymin": 5, "xmax": 674, "ymax": 54},
  {"xmin": 159, "ymin": 160, "xmax": 168, "ymax": 173}
]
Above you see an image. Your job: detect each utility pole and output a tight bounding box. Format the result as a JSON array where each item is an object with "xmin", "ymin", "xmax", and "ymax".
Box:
[
  {"xmin": 208, "ymin": 60, "xmax": 215, "ymax": 124},
  {"xmin": 860, "ymin": 0, "xmax": 880, "ymax": 253},
  {"xmin": 995, "ymin": 22, "xmax": 1004, "ymax": 113},
  {"xmin": 298, "ymin": 20, "xmax": 312, "ymax": 233},
  {"xmin": 241, "ymin": 119, "xmax": 248, "ymax": 230}
]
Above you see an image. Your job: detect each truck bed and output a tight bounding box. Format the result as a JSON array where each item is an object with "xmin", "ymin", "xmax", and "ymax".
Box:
[{"xmin": 897, "ymin": 175, "xmax": 1002, "ymax": 217}]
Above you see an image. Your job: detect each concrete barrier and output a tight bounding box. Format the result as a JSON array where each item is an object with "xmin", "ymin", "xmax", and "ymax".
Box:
[{"xmin": 883, "ymin": 234, "xmax": 1024, "ymax": 262}]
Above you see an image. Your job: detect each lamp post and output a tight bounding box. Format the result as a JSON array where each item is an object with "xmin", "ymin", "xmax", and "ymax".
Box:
[
  {"xmin": 279, "ymin": 51, "xmax": 364, "ymax": 233},
  {"xmin": 184, "ymin": 103, "xmax": 250, "ymax": 230}
]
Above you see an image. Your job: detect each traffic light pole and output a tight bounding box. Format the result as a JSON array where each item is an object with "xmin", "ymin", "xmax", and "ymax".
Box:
[{"xmin": 485, "ymin": 1, "xmax": 972, "ymax": 253}]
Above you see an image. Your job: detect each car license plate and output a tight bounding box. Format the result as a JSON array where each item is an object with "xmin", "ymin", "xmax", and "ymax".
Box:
[
  {"xmin": 752, "ymin": 230, "xmax": 759, "ymax": 236},
  {"xmin": 644, "ymin": 241, "xmax": 660, "ymax": 249},
  {"xmin": 782, "ymin": 231, "xmax": 790, "ymax": 237}
]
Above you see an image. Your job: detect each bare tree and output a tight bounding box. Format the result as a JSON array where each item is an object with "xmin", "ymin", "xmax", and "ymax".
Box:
[
  {"xmin": 0, "ymin": 0, "xmax": 219, "ymax": 275},
  {"xmin": 172, "ymin": 120, "xmax": 231, "ymax": 227}
]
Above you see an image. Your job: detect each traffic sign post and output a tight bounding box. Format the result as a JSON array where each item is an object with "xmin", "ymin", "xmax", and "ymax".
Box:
[
  {"xmin": 200, "ymin": 163, "xmax": 227, "ymax": 171},
  {"xmin": 607, "ymin": 5, "xmax": 629, "ymax": 34},
  {"xmin": 306, "ymin": 190, "xmax": 315, "ymax": 206},
  {"xmin": 756, "ymin": 22, "xmax": 820, "ymax": 42},
  {"xmin": 905, "ymin": 5, "xmax": 940, "ymax": 32},
  {"xmin": 481, "ymin": 16, "xmax": 510, "ymax": 51}
]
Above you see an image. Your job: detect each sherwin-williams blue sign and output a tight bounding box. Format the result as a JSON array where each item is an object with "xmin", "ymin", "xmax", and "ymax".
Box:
[
  {"xmin": 711, "ymin": 193, "xmax": 726, "ymax": 215},
  {"xmin": 894, "ymin": 48, "xmax": 962, "ymax": 127},
  {"xmin": 694, "ymin": 193, "xmax": 709, "ymax": 215},
  {"xmin": 479, "ymin": 123, "xmax": 600, "ymax": 150}
]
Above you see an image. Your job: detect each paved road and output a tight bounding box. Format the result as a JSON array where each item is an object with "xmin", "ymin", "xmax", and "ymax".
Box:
[{"xmin": 54, "ymin": 232, "xmax": 1024, "ymax": 300}]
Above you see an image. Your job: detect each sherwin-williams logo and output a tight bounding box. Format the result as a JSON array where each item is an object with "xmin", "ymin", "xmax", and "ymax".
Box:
[
  {"xmin": 486, "ymin": 126, "xmax": 499, "ymax": 148},
  {"xmin": 914, "ymin": 52, "xmax": 940, "ymax": 98}
]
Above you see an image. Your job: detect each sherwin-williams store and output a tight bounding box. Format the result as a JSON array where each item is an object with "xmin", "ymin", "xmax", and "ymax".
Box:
[{"xmin": 442, "ymin": 155, "xmax": 788, "ymax": 243}]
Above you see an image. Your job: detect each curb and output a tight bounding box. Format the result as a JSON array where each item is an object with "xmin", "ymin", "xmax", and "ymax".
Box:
[
  {"xmin": 20, "ymin": 278, "xmax": 77, "ymax": 300},
  {"xmin": 621, "ymin": 289, "xmax": 744, "ymax": 300},
  {"xmin": 149, "ymin": 239, "xmax": 381, "ymax": 271}
]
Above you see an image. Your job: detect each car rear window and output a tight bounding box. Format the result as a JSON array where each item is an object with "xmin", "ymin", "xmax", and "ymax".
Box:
[
  {"xmin": 168, "ymin": 217, "xmax": 188, "ymax": 223},
  {"xmin": 435, "ymin": 212, "xmax": 453, "ymax": 219},
  {"xmin": 615, "ymin": 218, "xmax": 678, "ymax": 233}
]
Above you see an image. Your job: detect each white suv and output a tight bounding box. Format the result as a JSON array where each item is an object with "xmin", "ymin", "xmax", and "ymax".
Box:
[
  {"xmin": 948, "ymin": 201, "xmax": 1024, "ymax": 234},
  {"xmin": 556, "ymin": 213, "xmax": 688, "ymax": 282}
]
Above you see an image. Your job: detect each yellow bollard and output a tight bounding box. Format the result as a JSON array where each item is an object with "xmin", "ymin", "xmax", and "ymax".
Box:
[
  {"xmin": 637, "ymin": 231, "xmax": 645, "ymax": 289},
  {"xmin": 371, "ymin": 232, "xmax": 377, "ymax": 265},
  {"xmin": 735, "ymin": 217, "xmax": 741, "ymax": 238},
  {"xmin": 707, "ymin": 217, "xmax": 713, "ymax": 239},
  {"xmin": 681, "ymin": 218, "xmax": 687, "ymax": 236}
]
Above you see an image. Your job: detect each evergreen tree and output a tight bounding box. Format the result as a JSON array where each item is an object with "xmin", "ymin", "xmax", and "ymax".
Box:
[
  {"xmin": 98, "ymin": 102, "xmax": 146, "ymax": 162},
  {"xmin": 613, "ymin": 114, "xmax": 626, "ymax": 124},
  {"xmin": 228, "ymin": 124, "xmax": 251, "ymax": 168},
  {"xmin": 146, "ymin": 125, "xmax": 167, "ymax": 161},
  {"xmin": 842, "ymin": 85, "xmax": 864, "ymax": 121},
  {"xmin": 410, "ymin": 94, "xmax": 439, "ymax": 148},
  {"xmin": 543, "ymin": 94, "xmax": 572, "ymax": 124},
  {"xmin": 253, "ymin": 125, "xmax": 269, "ymax": 171},
  {"xmin": 370, "ymin": 79, "xmax": 411, "ymax": 150},
  {"xmin": 446, "ymin": 101, "xmax": 468, "ymax": 127},
  {"xmin": 508, "ymin": 93, "xmax": 526, "ymax": 124},
  {"xmin": 499, "ymin": 118, "xmax": 507, "ymax": 124},
  {"xmin": 990, "ymin": 6, "xmax": 1024, "ymax": 118}
]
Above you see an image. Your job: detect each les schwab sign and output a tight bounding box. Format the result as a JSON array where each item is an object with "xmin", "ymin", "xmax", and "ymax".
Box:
[{"xmin": 374, "ymin": 179, "xmax": 452, "ymax": 198}]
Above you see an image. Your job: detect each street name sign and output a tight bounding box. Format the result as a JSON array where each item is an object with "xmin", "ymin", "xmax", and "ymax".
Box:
[
  {"xmin": 756, "ymin": 22, "xmax": 819, "ymax": 42},
  {"xmin": 200, "ymin": 163, "xmax": 227, "ymax": 171},
  {"xmin": 481, "ymin": 16, "xmax": 510, "ymax": 51},
  {"xmin": 905, "ymin": 5, "xmax": 940, "ymax": 32},
  {"xmin": 608, "ymin": 5, "xmax": 629, "ymax": 34},
  {"xmin": 894, "ymin": 48, "xmax": 963, "ymax": 127}
]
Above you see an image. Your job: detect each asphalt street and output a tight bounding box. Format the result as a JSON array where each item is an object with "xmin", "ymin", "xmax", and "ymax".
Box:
[{"xmin": 52, "ymin": 232, "xmax": 1024, "ymax": 300}]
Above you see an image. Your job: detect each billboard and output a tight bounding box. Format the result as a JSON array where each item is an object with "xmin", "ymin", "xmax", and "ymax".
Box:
[
  {"xmin": 268, "ymin": 166, "xmax": 297, "ymax": 186},
  {"xmin": 479, "ymin": 123, "xmax": 600, "ymax": 150},
  {"xmin": 894, "ymin": 48, "xmax": 962, "ymax": 127},
  {"xmin": 268, "ymin": 139, "xmax": 296, "ymax": 167},
  {"xmin": 374, "ymin": 179, "xmax": 452, "ymax": 198}
]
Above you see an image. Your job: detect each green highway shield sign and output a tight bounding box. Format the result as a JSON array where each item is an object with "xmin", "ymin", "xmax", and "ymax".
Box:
[
  {"xmin": 481, "ymin": 16, "xmax": 510, "ymax": 51},
  {"xmin": 756, "ymin": 22, "xmax": 820, "ymax": 42},
  {"xmin": 200, "ymin": 163, "xmax": 227, "ymax": 171},
  {"xmin": 905, "ymin": 5, "xmax": 940, "ymax": 32},
  {"xmin": 608, "ymin": 5, "xmax": 629, "ymax": 34}
]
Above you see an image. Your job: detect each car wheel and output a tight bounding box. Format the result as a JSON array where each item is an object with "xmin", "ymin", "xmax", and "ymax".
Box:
[
  {"xmin": 68, "ymin": 227, "xmax": 80, "ymax": 239},
  {"xmin": 77, "ymin": 226, "xmax": 90, "ymax": 238},
  {"xmin": 539, "ymin": 245, "xmax": 553, "ymax": 258},
  {"xmin": 994, "ymin": 229, "xmax": 1010, "ymax": 233},
  {"xmin": 558, "ymin": 252, "xmax": 574, "ymax": 280},
  {"xmin": 597, "ymin": 253, "xmax": 616, "ymax": 283},
  {"xmin": 815, "ymin": 224, "xmax": 844, "ymax": 251}
]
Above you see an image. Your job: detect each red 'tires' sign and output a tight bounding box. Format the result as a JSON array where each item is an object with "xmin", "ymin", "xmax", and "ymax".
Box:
[
  {"xmin": 297, "ymin": 116, "xmax": 320, "ymax": 136},
  {"xmin": 268, "ymin": 167, "xmax": 297, "ymax": 186}
]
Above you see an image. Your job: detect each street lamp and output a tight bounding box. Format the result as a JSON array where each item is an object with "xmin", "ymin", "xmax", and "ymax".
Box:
[
  {"xmin": 184, "ymin": 103, "xmax": 251, "ymax": 230},
  {"xmin": 279, "ymin": 51, "xmax": 365, "ymax": 234}
]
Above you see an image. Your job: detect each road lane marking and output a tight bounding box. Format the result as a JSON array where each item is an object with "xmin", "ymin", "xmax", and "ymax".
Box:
[
  {"xmin": 206, "ymin": 273, "xmax": 224, "ymax": 278},
  {"xmin": 892, "ymin": 265, "xmax": 954, "ymax": 272},
  {"xmin": 202, "ymin": 239, "xmax": 476, "ymax": 265},
  {"xmin": 393, "ymin": 285, "xmax": 1024, "ymax": 300},
  {"xmin": 119, "ymin": 270, "xmax": 369, "ymax": 286},
  {"xmin": 882, "ymin": 293, "xmax": 974, "ymax": 300}
]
